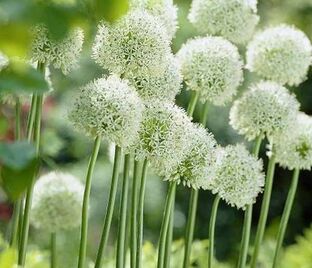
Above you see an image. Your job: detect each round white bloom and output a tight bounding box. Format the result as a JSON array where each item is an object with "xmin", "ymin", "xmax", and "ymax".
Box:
[
  {"xmin": 164, "ymin": 124, "xmax": 217, "ymax": 189},
  {"xmin": 208, "ymin": 144, "xmax": 265, "ymax": 210},
  {"xmin": 230, "ymin": 81, "xmax": 300, "ymax": 141},
  {"xmin": 188, "ymin": 0, "xmax": 259, "ymax": 44},
  {"xmin": 177, "ymin": 36, "xmax": 243, "ymax": 105},
  {"xmin": 274, "ymin": 113, "xmax": 312, "ymax": 170},
  {"xmin": 31, "ymin": 25, "xmax": 84, "ymax": 74},
  {"xmin": 125, "ymin": 54, "xmax": 182, "ymax": 101},
  {"xmin": 134, "ymin": 101, "xmax": 193, "ymax": 176},
  {"xmin": 0, "ymin": 51, "xmax": 8, "ymax": 71},
  {"xmin": 69, "ymin": 75, "xmax": 144, "ymax": 148},
  {"xmin": 31, "ymin": 171, "xmax": 84, "ymax": 232},
  {"xmin": 92, "ymin": 9, "xmax": 171, "ymax": 76},
  {"xmin": 246, "ymin": 25, "xmax": 312, "ymax": 86}
]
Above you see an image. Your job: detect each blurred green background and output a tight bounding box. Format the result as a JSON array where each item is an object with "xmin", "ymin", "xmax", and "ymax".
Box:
[{"xmin": 0, "ymin": 0, "xmax": 312, "ymax": 267}]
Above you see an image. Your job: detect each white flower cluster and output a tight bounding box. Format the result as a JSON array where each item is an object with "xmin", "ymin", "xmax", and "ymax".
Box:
[
  {"xmin": 31, "ymin": 171, "xmax": 84, "ymax": 233},
  {"xmin": 274, "ymin": 113, "xmax": 312, "ymax": 170},
  {"xmin": 31, "ymin": 25, "xmax": 84, "ymax": 74},
  {"xmin": 246, "ymin": 25, "xmax": 312, "ymax": 86},
  {"xmin": 230, "ymin": 81, "xmax": 300, "ymax": 141},
  {"xmin": 188, "ymin": 0, "xmax": 259, "ymax": 44},
  {"xmin": 69, "ymin": 75, "xmax": 144, "ymax": 148},
  {"xmin": 208, "ymin": 144, "xmax": 265, "ymax": 210},
  {"xmin": 165, "ymin": 124, "xmax": 217, "ymax": 189},
  {"xmin": 0, "ymin": 51, "xmax": 8, "ymax": 71},
  {"xmin": 92, "ymin": 9, "xmax": 171, "ymax": 76},
  {"xmin": 177, "ymin": 36, "xmax": 243, "ymax": 105}
]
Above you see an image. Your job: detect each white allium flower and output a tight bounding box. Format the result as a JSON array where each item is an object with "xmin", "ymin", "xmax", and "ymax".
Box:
[
  {"xmin": 230, "ymin": 81, "xmax": 300, "ymax": 141},
  {"xmin": 92, "ymin": 9, "xmax": 171, "ymax": 76},
  {"xmin": 31, "ymin": 171, "xmax": 84, "ymax": 232},
  {"xmin": 134, "ymin": 101, "xmax": 193, "ymax": 176},
  {"xmin": 274, "ymin": 113, "xmax": 312, "ymax": 170},
  {"xmin": 0, "ymin": 51, "xmax": 8, "ymax": 71},
  {"xmin": 188, "ymin": 0, "xmax": 259, "ymax": 44},
  {"xmin": 69, "ymin": 75, "xmax": 144, "ymax": 148},
  {"xmin": 246, "ymin": 25, "xmax": 312, "ymax": 86},
  {"xmin": 31, "ymin": 25, "xmax": 84, "ymax": 74},
  {"xmin": 130, "ymin": 0, "xmax": 179, "ymax": 39},
  {"xmin": 164, "ymin": 124, "xmax": 217, "ymax": 189},
  {"xmin": 125, "ymin": 54, "xmax": 182, "ymax": 101},
  {"xmin": 177, "ymin": 36, "xmax": 243, "ymax": 105},
  {"xmin": 208, "ymin": 144, "xmax": 265, "ymax": 210}
]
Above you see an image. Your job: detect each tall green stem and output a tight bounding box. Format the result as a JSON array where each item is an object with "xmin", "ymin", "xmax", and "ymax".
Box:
[
  {"xmin": 130, "ymin": 160, "xmax": 142, "ymax": 268},
  {"xmin": 187, "ymin": 91, "xmax": 200, "ymax": 116},
  {"xmin": 51, "ymin": 232, "xmax": 57, "ymax": 268},
  {"xmin": 208, "ymin": 195, "xmax": 220, "ymax": 268},
  {"xmin": 116, "ymin": 154, "xmax": 131, "ymax": 268},
  {"xmin": 272, "ymin": 168, "xmax": 300, "ymax": 268},
  {"xmin": 136, "ymin": 159, "xmax": 148, "ymax": 268},
  {"xmin": 250, "ymin": 154, "xmax": 276, "ymax": 268},
  {"xmin": 94, "ymin": 145, "xmax": 122, "ymax": 268},
  {"xmin": 157, "ymin": 182, "xmax": 177, "ymax": 268},
  {"xmin": 77, "ymin": 136, "xmax": 101, "ymax": 268},
  {"xmin": 26, "ymin": 95, "xmax": 37, "ymax": 141},
  {"xmin": 200, "ymin": 102, "xmax": 209, "ymax": 126}
]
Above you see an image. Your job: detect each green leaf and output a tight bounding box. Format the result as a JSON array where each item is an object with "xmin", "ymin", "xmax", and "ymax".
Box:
[
  {"xmin": 0, "ymin": 61, "xmax": 49, "ymax": 94},
  {"xmin": 0, "ymin": 141, "xmax": 36, "ymax": 169}
]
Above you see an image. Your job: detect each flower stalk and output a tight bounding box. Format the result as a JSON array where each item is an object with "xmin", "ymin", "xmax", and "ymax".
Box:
[{"xmin": 51, "ymin": 232, "xmax": 57, "ymax": 268}]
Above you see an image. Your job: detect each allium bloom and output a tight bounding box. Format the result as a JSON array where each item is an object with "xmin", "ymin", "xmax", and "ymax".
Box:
[
  {"xmin": 188, "ymin": 0, "xmax": 259, "ymax": 44},
  {"xmin": 134, "ymin": 101, "xmax": 192, "ymax": 176},
  {"xmin": 177, "ymin": 36, "xmax": 243, "ymax": 105},
  {"xmin": 165, "ymin": 124, "xmax": 217, "ymax": 189},
  {"xmin": 130, "ymin": 0, "xmax": 178, "ymax": 39},
  {"xmin": 0, "ymin": 51, "xmax": 8, "ymax": 71},
  {"xmin": 274, "ymin": 113, "xmax": 312, "ymax": 170},
  {"xmin": 125, "ymin": 54, "xmax": 182, "ymax": 101},
  {"xmin": 31, "ymin": 25, "xmax": 84, "ymax": 74},
  {"xmin": 31, "ymin": 171, "xmax": 84, "ymax": 232},
  {"xmin": 208, "ymin": 144, "xmax": 265, "ymax": 209},
  {"xmin": 69, "ymin": 75, "xmax": 144, "ymax": 148},
  {"xmin": 246, "ymin": 25, "xmax": 312, "ymax": 86},
  {"xmin": 92, "ymin": 9, "xmax": 171, "ymax": 76},
  {"xmin": 230, "ymin": 81, "xmax": 300, "ymax": 141}
]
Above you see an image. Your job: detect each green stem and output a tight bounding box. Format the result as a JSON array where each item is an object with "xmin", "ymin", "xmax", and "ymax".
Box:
[
  {"xmin": 136, "ymin": 159, "xmax": 148, "ymax": 268},
  {"xmin": 200, "ymin": 102, "xmax": 209, "ymax": 126},
  {"xmin": 26, "ymin": 95, "xmax": 37, "ymax": 141},
  {"xmin": 272, "ymin": 169, "xmax": 300, "ymax": 268},
  {"xmin": 187, "ymin": 91, "xmax": 200, "ymax": 117},
  {"xmin": 130, "ymin": 160, "xmax": 142, "ymax": 268},
  {"xmin": 94, "ymin": 146, "xmax": 122, "ymax": 268},
  {"xmin": 77, "ymin": 136, "xmax": 101, "ymax": 268},
  {"xmin": 157, "ymin": 182, "xmax": 177, "ymax": 268},
  {"xmin": 250, "ymin": 154, "xmax": 276, "ymax": 268},
  {"xmin": 208, "ymin": 195, "xmax": 220, "ymax": 268},
  {"xmin": 116, "ymin": 154, "xmax": 131, "ymax": 268},
  {"xmin": 51, "ymin": 232, "xmax": 57, "ymax": 268},
  {"xmin": 183, "ymin": 189, "xmax": 199, "ymax": 268}
]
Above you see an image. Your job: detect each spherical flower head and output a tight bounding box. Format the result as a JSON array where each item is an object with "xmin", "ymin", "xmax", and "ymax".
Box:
[
  {"xmin": 31, "ymin": 25, "xmax": 84, "ymax": 75},
  {"xmin": 165, "ymin": 124, "xmax": 217, "ymax": 189},
  {"xmin": 274, "ymin": 113, "xmax": 312, "ymax": 170},
  {"xmin": 230, "ymin": 81, "xmax": 300, "ymax": 141},
  {"xmin": 177, "ymin": 36, "xmax": 243, "ymax": 105},
  {"xmin": 246, "ymin": 25, "xmax": 312, "ymax": 86},
  {"xmin": 208, "ymin": 144, "xmax": 265, "ymax": 210},
  {"xmin": 68, "ymin": 75, "xmax": 144, "ymax": 148},
  {"xmin": 134, "ymin": 100, "xmax": 193, "ymax": 176},
  {"xmin": 188, "ymin": 0, "xmax": 259, "ymax": 44},
  {"xmin": 0, "ymin": 51, "xmax": 8, "ymax": 71},
  {"xmin": 31, "ymin": 171, "xmax": 84, "ymax": 232},
  {"xmin": 125, "ymin": 54, "xmax": 182, "ymax": 102},
  {"xmin": 92, "ymin": 9, "xmax": 171, "ymax": 76}
]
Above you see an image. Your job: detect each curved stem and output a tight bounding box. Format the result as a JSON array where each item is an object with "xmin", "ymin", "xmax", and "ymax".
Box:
[
  {"xmin": 136, "ymin": 159, "xmax": 148, "ymax": 268},
  {"xmin": 272, "ymin": 169, "xmax": 300, "ymax": 268},
  {"xmin": 116, "ymin": 154, "xmax": 131, "ymax": 268},
  {"xmin": 208, "ymin": 195, "xmax": 220, "ymax": 268},
  {"xmin": 187, "ymin": 91, "xmax": 200, "ymax": 117},
  {"xmin": 157, "ymin": 182, "xmax": 176, "ymax": 268},
  {"xmin": 77, "ymin": 136, "xmax": 101, "ymax": 268},
  {"xmin": 130, "ymin": 160, "xmax": 142, "ymax": 268},
  {"xmin": 51, "ymin": 232, "xmax": 57, "ymax": 268},
  {"xmin": 94, "ymin": 145, "xmax": 122, "ymax": 268},
  {"xmin": 183, "ymin": 189, "xmax": 199, "ymax": 268},
  {"xmin": 250, "ymin": 154, "xmax": 276, "ymax": 268}
]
